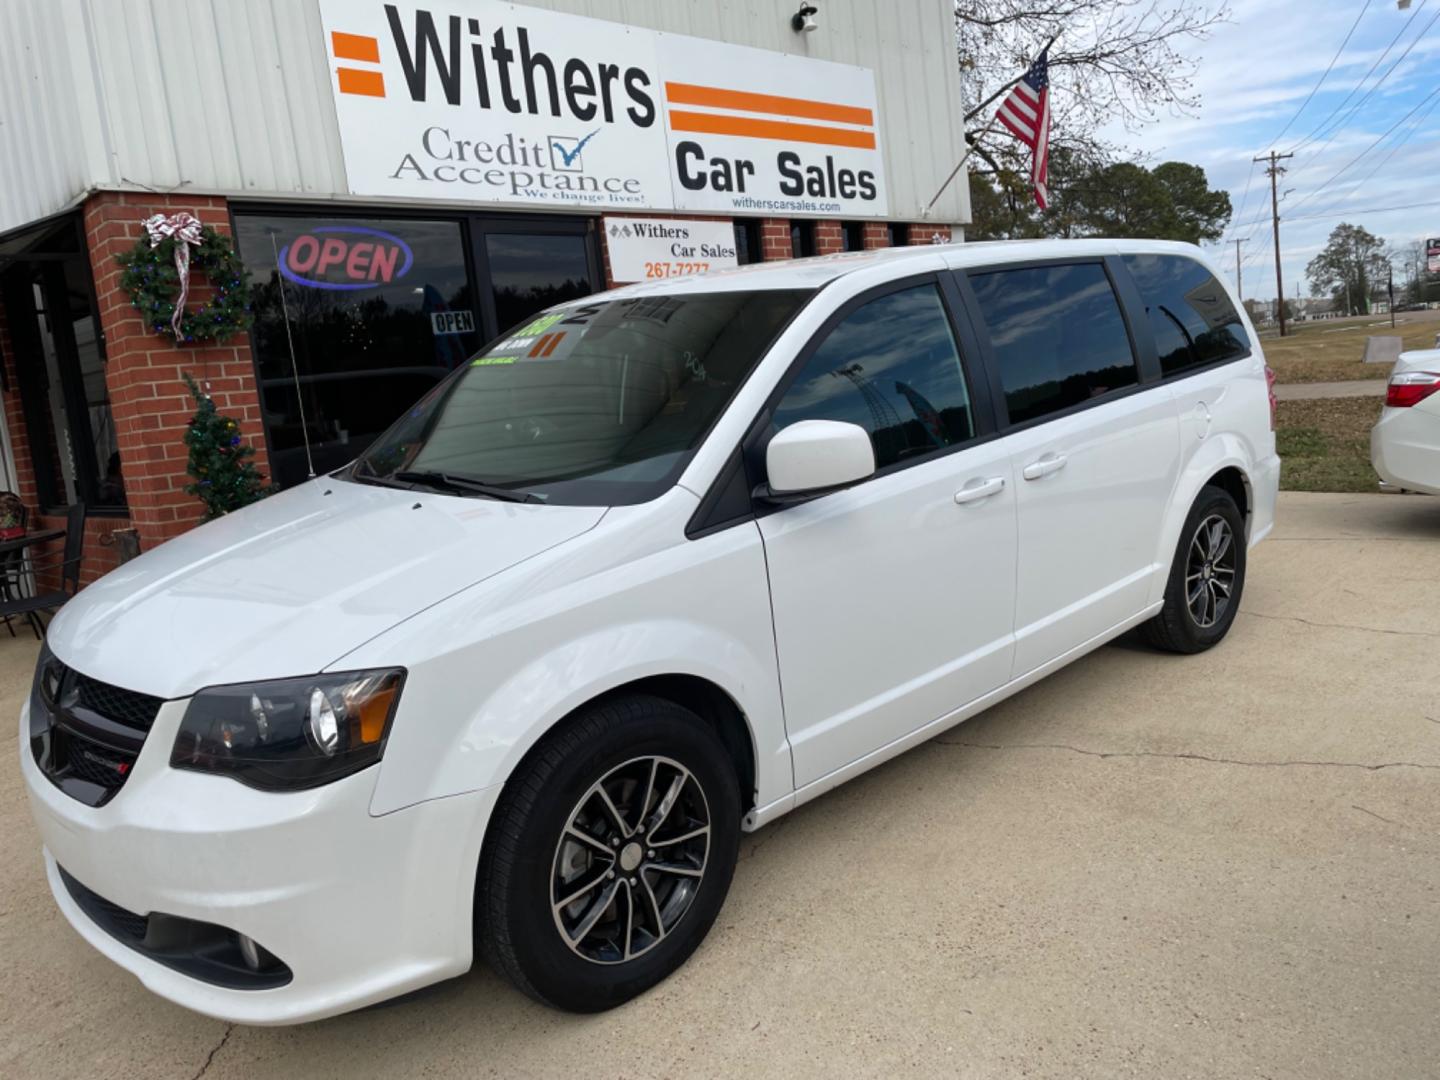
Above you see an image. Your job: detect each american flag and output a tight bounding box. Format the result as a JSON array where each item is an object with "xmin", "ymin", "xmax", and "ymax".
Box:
[{"xmin": 995, "ymin": 49, "xmax": 1051, "ymax": 210}]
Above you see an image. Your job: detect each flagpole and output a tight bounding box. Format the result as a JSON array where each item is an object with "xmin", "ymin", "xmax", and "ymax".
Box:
[
  {"xmin": 921, "ymin": 33, "xmax": 1059, "ymax": 220},
  {"xmin": 919, "ymin": 118, "xmax": 999, "ymax": 219}
]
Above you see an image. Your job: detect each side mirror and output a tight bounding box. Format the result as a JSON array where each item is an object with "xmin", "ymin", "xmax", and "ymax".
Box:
[{"xmin": 765, "ymin": 420, "xmax": 876, "ymax": 498}]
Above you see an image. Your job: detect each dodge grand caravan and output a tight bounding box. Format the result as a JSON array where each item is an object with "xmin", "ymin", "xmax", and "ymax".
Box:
[{"xmin": 22, "ymin": 240, "xmax": 1280, "ymax": 1023}]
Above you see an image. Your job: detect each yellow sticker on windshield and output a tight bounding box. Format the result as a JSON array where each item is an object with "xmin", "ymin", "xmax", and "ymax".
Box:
[
  {"xmin": 472, "ymin": 355, "xmax": 517, "ymax": 366},
  {"xmin": 516, "ymin": 312, "xmax": 564, "ymax": 338}
]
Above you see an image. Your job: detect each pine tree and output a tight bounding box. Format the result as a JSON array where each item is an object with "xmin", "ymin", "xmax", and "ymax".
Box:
[{"xmin": 182, "ymin": 373, "xmax": 273, "ymax": 519}]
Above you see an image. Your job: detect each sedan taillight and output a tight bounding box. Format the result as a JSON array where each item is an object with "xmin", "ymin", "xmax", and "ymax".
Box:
[
  {"xmin": 1386, "ymin": 371, "xmax": 1440, "ymax": 408},
  {"xmin": 1265, "ymin": 365, "xmax": 1277, "ymax": 430}
]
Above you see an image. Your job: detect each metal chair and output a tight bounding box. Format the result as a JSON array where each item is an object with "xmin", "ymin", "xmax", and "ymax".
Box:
[{"xmin": 0, "ymin": 502, "xmax": 86, "ymax": 639}]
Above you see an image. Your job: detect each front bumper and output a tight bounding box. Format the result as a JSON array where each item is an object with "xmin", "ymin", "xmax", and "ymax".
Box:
[{"xmin": 21, "ymin": 697, "xmax": 499, "ymax": 1025}]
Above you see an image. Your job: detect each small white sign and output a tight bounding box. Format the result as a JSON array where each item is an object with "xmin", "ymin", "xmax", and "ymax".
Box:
[
  {"xmin": 431, "ymin": 309, "xmax": 475, "ymax": 335},
  {"xmin": 605, "ymin": 217, "xmax": 738, "ymax": 283}
]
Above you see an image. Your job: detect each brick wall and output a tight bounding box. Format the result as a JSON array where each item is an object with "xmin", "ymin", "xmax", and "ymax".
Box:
[
  {"xmin": 814, "ymin": 220, "xmax": 844, "ymax": 255},
  {"xmin": 760, "ymin": 218, "xmax": 792, "ymax": 262},
  {"xmin": 84, "ymin": 192, "xmax": 269, "ymax": 552}
]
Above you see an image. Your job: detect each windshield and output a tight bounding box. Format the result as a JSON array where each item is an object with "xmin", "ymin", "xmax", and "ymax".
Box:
[{"xmin": 351, "ymin": 289, "xmax": 810, "ymax": 505}]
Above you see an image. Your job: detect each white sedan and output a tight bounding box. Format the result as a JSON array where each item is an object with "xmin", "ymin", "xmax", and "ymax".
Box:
[{"xmin": 1373, "ymin": 349, "xmax": 1440, "ymax": 495}]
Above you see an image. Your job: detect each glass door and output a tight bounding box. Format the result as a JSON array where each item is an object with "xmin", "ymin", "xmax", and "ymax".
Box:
[{"xmin": 470, "ymin": 217, "xmax": 603, "ymax": 339}]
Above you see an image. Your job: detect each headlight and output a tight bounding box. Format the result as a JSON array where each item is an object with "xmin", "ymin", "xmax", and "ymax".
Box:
[{"xmin": 170, "ymin": 669, "xmax": 404, "ymax": 791}]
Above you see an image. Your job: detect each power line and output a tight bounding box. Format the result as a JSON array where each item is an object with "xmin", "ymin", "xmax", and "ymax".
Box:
[
  {"xmin": 1291, "ymin": 0, "xmax": 1429, "ymax": 152},
  {"xmin": 1292, "ymin": 2, "xmax": 1439, "ymax": 161},
  {"xmin": 1286, "ymin": 80, "xmax": 1440, "ymax": 217},
  {"xmin": 1305, "ymin": 90, "xmax": 1440, "ymax": 222},
  {"xmin": 1268, "ymin": 0, "xmax": 1374, "ymax": 149}
]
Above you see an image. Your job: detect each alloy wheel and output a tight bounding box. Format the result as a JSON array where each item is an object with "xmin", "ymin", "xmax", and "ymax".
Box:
[
  {"xmin": 551, "ymin": 755, "xmax": 710, "ymax": 965},
  {"xmin": 1185, "ymin": 513, "xmax": 1237, "ymax": 628}
]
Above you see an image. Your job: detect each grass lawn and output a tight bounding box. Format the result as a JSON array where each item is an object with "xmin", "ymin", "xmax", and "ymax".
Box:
[
  {"xmin": 1261, "ymin": 310, "xmax": 1440, "ymax": 384},
  {"xmin": 1276, "ymin": 396, "xmax": 1382, "ymax": 492}
]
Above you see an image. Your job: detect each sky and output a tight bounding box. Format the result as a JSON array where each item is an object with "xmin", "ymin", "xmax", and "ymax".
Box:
[{"xmin": 1101, "ymin": 0, "xmax": 1440, "ymax": 302}]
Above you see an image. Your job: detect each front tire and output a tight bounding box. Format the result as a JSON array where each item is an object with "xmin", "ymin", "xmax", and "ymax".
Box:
[
  {"xmin": 477, "ymin": 694, "xmax": 741, "ymax": 1011},
  {"xmin": 1144, "ymin": 484, "xmax": 1247, "ymax": 654}
]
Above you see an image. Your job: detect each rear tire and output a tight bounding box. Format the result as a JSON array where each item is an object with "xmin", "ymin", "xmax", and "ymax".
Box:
[
  {"xmin": 1144, "ymin": 485, "xmax": 1247, "ymax": 654},
  {"xmin": 477, "ymin": 694, "xmax": 741, "ymax": 1012}
]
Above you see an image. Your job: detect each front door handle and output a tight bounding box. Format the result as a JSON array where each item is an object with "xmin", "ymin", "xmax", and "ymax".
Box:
[
  {"xmin": 1022, "ymin": 452, "xmax": 1068, "ymax": 481},
  {"xmin": 954, "ymin": 476, "xmax": 1006, "ymax": 504}
]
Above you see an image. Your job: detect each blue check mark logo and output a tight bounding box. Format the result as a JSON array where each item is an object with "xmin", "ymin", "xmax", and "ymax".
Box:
[{"xmin": 551, "ymin": 129, "xmax": 600, "ymax": 169}]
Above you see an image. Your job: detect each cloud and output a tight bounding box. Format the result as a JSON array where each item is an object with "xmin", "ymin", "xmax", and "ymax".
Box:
[{"xmin": 1079, "ymin": 0, "xmax": 1440, "ymax": 295}]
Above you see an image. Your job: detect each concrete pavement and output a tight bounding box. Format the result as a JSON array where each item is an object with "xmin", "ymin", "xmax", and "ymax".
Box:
[
  {"xmin": 2, "ymin": 492, "xmax": 1438, "ymax": 1079},
  {"xmin": 1274, "ymin": 379, "xmax": 1388, "ymax": 401}
]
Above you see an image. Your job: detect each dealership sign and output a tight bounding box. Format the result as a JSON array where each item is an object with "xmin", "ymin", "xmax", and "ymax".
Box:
[
  {"xmin": 1428, "ymin": 238, "xmax": 1440, "ymax": 275},
  {"xmin": 318, "ymin": 0, "xmax": 888, "ymax": 217},
  {"xmin": 604, "ymin": 217, "xmax": 738, "ymax": 282}
]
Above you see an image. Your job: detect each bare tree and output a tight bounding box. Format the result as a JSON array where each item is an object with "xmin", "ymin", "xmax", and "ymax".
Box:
[{"xmin": 955, "ymin": 1, "xmax": 1228, "ymax": 192}]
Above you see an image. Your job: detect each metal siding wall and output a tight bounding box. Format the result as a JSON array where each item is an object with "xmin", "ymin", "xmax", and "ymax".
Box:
[
  {"xmin": 0, "ymin": 0, "xmax": 968, "ymax": 232},
  {"xmin": 0, "ymin": 0, "xmax": 107, "ymax": 234}
]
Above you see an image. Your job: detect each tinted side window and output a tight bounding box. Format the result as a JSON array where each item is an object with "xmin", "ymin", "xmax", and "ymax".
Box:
[
  {"xmin": 969, "ymin": 263, "xmax": 1138, "ymax": 425},
  {"xmin": 1123, "ymin": 253, "xmax": 1250, "ymax": 377},
  {"xmin": 772, "ymin": 284, "xmax": 974, "ymax": 470}
]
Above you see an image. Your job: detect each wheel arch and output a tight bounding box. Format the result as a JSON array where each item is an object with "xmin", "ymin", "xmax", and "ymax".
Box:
[{"xmin": 1150, "ymin": 436, "xmax": 1257, "ymax": 605}]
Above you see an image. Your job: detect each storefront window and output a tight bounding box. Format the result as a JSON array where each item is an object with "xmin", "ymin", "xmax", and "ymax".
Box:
[
  {"xmin": 1, "ymin": 233, "xmax": 124, "ymax": 512},
  {"xmin": 484, "ymin": 233, "xmax": 593, "ymax": 332},
  {"xmin": 235, "ymin": 214, "xmax": 478, "ymax": 488}
]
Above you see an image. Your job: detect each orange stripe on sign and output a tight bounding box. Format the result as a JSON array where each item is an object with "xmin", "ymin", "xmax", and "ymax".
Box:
[
  {"xmin": 331, "ymin": 31, "xmax": 381, "ymax": 63},
  {"xmin": 337, "ymin": 68, "xmax": 386, "ymax": 97},
  {"xmin": 540, "ymin": 332, "xmax": 565, "ymax": 357},
  {"xmin": 665, "ymin": 82, "xmax": 873, "ymax": 127},
  {"xmin": 528, "ymin": 334, "xmax": 554, "ymax": 357},
  {"xmin": 667, "ymin": 111, "xmax": 876, "ymax": 150}
]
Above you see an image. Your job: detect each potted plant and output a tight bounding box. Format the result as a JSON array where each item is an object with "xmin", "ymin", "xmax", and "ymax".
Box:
[{"xmin": 0, "ymin": 501, "xmax": 24, "ymax": 541}]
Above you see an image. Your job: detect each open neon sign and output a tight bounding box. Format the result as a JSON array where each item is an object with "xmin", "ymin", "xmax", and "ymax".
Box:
[{"xmin": 277, "ymin": 225, "xmax": 414, "ymax": 290}]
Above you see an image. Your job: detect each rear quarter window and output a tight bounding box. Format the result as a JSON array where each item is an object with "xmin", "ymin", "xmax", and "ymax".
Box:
[{"xmin": 1122, "ymin": 253, "xmax": 1251, "ymax": 377}]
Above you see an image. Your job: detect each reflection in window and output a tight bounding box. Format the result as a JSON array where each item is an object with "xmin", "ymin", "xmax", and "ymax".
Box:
[
  {"xmin": 772, "ymin": 285, "xmax": 973, "ymax": 469},
  {"xmin": 235, "ymin": 214, "xmax": 478, "ymax": 488},
  {"xmin": 1122, "ymin": 254, "xmax": 1250, "ymax": 377},
  {"xmin": 734, "ymin": 219, "xmax": 762, "ymax": 265},
  {"xmin": 485, "ymin": 233, "xmax": 593, "ymax": 332},
  {"xmin": 970, "ymin": 263, "xmax": 1138, "ymax": 425},
  {"xmin": 357, "ymin": 290, "xmax": 809, "ymax": 506}
]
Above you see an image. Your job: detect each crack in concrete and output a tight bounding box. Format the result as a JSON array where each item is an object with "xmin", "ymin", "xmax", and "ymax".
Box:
[
  {"xmin": 1240, "ymin": 611, "xmax": 1439, "ymax": 639},
  {"xmin": 932, "ymin": 740, "xmax": 1440, "ymax": 772},
  {"xmin": 739, "ymin": 818, "xmax": 789, "ymax": 863},
  {"xmin": 190, "ymin": 1024, "xmax": 233, "ymax": 1080},
  {"xmin": 1351, "ymin": 805, "xmax": 1413, "ymax": 830}
]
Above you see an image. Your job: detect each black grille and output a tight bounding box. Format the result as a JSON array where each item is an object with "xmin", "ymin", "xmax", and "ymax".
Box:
[
  {"xmin": 62, "ymin": 735, "xmax": 136, "ymax": 791},
  {"xmin": 71, "ymin": 671, "xmax": 163, "ymax": 732},
  {"xmin": 30, "ymin": 649, "xmax": 165, "ymax": 807},
  {"xmin": 60, "ymin": 867, "xmax": 149, "ymax": 941},
  {"xmin": 58, "ymin": 866, "xmax": 293, "ymax": 991}
]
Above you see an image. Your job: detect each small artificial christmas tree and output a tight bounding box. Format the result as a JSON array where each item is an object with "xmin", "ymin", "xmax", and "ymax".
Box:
[{"xmin": 182, "ymin": 373, "xmax": 274, "ymax": 519}]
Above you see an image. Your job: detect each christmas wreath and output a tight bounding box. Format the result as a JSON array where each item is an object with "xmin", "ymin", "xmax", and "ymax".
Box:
[{"xmin": 116, "ymin": 213, "xmax": 253, "ymax": 344}]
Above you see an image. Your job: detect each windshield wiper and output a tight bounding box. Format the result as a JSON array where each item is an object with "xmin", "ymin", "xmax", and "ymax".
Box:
[{"xmin": 392, "ymin": 470, "xmax": 540, "ymax": 503}]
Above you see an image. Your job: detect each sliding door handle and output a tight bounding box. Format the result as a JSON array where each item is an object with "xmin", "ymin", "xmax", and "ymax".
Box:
[
  {"xmin": 954, "ymin": 476, "xmax": 1006, "ymax": 504},
  {"xmin": 1022, "ymin": 452, "xmax": 1068, "ymax": 481}
]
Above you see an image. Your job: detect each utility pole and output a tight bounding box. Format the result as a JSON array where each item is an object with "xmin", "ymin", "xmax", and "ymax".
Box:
[
  {"xmin": 1234, "ymin": 237, "xmax": 1247, "ymax": 300},
  {"xmin": 1255, "ymin": 150, "xmax": 1294, "ymax": 336}
]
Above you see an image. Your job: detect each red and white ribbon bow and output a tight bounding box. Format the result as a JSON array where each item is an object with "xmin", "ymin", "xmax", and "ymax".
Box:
[{"xmin": 142, "ymin": 212, "xmax": 203, "ymax": 340}]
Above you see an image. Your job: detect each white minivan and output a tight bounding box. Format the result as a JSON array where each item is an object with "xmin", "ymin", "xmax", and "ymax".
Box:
[{"xmin": 22, "ymin": 240, "xmax": 1279, "ymax": 1024}]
